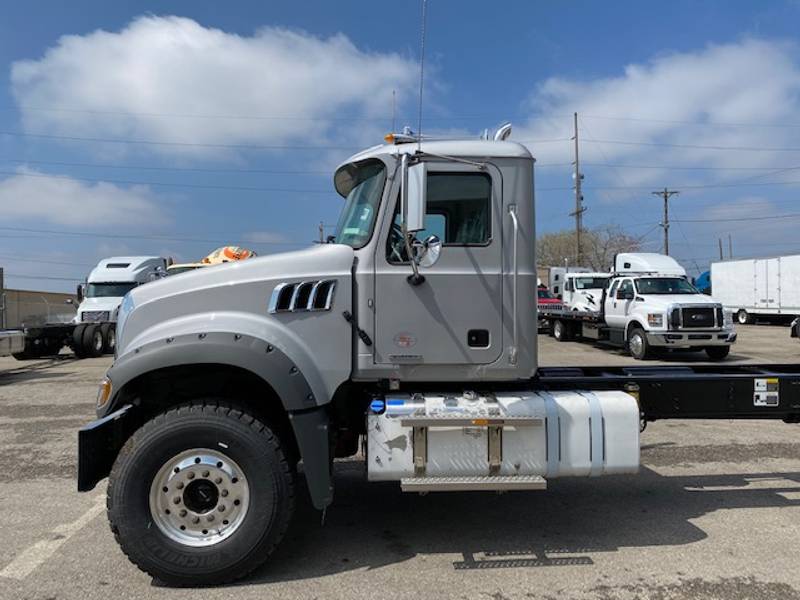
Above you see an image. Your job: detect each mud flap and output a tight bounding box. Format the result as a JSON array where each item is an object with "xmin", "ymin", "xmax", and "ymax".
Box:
[{"xmin": 289, "ymin": 406, "xmax": 333, "ymax": 510}]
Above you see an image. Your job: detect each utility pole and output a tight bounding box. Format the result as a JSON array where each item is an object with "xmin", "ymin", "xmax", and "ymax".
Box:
[
  {"xmin": 318, "ymin": 221, "xmax": 325, "ymax": 244},
  {"xmin": 718, "ymin": 238, "xmax": 724, "ymax": 260},
  {"xmin": 651, "ymin": 187, "xmax": 679, "ymax": 255},
  {"xmin": 570, "ymin": 112, "xmax": 586, "ymax": 264},
  {"xmin": 728, "ymin": 234, "xmax": 733, "ymax": 259}
]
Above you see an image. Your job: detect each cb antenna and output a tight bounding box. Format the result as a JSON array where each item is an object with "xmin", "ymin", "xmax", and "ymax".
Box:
[{"xmin": 416, "ymin": 0, "xmax": 428, "ymax": 152}]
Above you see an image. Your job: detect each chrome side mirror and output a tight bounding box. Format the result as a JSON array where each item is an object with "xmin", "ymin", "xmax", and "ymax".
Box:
[{"xmin": 412, "ymin": 234, "xmax": 442, "ymax": 268}]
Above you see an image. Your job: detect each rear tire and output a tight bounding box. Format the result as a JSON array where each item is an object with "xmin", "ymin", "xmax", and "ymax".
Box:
[
  {"xmin": 736, "ymin": 309, "xmax": 752, "ymax": 325},
  {"xmin": 627, "ymin": 327, "xmax": 651, "ymax": 360},
  {"xmin": 552, "ymin": 319, "xmax": 570, "ymax": 342},
  {"xmin": 705, "ymin": 346, "xmax": 730, "ymax": 360},
  {"xmin": 107, "ymin": 402, "xmax": 295, "ymax": 587},
  {"xmin": 71, "ymin": 324, "xmax": 88, "ymax": 358},
  {"xmin": 82, "ymin": 324, "xmax": 104, "ymax": 358},
  {"xmin": 100, "ymin": 323, "xmax": 116, "ymax": 354}
]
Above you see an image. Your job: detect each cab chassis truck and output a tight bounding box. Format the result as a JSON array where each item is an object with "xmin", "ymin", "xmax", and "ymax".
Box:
[{"xmin": 77, "ymin": 131, "xmax": 800, "ymax": 586}]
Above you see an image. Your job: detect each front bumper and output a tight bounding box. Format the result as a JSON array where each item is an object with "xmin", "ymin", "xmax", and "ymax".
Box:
[
  {"xmin": 77, "ymin": 404, "xmax": 134, "ymax": 492},
  {"xmin": 646, "ymin": 330, "xmax": 737, "ymax": 348}
]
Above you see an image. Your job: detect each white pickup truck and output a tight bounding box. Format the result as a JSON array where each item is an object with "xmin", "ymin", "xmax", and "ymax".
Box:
[
  {"xmin": 561, "ymin": 272, "xmax": 610, "ymax": 312},
  {"xmin": 540, "ymin": 253, "xmax": 736, "ymax": 359}
]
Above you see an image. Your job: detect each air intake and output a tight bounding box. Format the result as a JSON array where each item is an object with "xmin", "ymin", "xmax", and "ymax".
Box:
[{"xmin": 269, "ymin": 280, "xmax": 336, "ymax": 313}]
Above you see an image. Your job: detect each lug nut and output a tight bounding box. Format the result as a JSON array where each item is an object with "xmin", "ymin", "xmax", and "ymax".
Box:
[
  {"xmin": 202, "ymin": 470, "xmax": 210, "ymax": 478},
  {"xmin": 179, "ymin": 509, "xmax": 187, "ymax": 517},
  {"xmin": 192, "ymin": 517, "xmax": 200, "ymax": 524},
  {"xmin": 220, "ymin": 489, "xmax": 229, "ymax": 497},
  {"xmin": 207, "ymin": 515, "xmax": 215, "ymax": 522},
  {"xmin": 215, "ymin": 477, "xmax": 222, "ymax": 484},
  {"xmin": 218, "ymin": 505, "xmax": 226, "ymax": 512},
  {"xmin": 187, "ymin": 472, "xmax": 195, "ymax": 480},
  {"xmin": 176, "ymin": 482, "xmax": 184, "ymax": 489},
  {"xmin": 173, "ymin": 497, "xmax": 181, "ymax": 504}
]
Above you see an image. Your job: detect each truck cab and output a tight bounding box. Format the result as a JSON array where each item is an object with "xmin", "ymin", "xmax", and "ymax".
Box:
[
  {"xmin": 605, "ymin": 253, "xmax": 735, "ymax": 359},
  {"xmin": 562, "ymin": 272, "xmax": 609, "ymax": 312}
]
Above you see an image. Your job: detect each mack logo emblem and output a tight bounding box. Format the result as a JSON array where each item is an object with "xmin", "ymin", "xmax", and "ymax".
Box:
[{"xmin": 393, "ymin": 333, "xmax": 417, "ymax": 348}]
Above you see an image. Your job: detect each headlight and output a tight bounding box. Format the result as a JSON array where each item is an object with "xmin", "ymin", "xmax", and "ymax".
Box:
[
  {"xmin": 647, "ymin": 313, "xmax": 664, "ymax": 328},
  {"xmin": 115, "ymin": 292, "xmax": 135, "ymax": 348},
  {"xmin": 724, "ymin": 310, "xmax": 734, "ymax": 327}
]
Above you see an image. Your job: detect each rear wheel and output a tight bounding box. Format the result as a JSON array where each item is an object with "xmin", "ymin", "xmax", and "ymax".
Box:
[
  {"xmin": 71, "ymin": 324, "xmax": 88, "ymax": 358},
  {"xmin": 100, "ymin": 323, "xmax": 116, "ymax": 354},
  {"xmin": 737, "ymin": 309, "xmax": 752, "ymax": 325},
  {"xmin": 705, "ymin": 346, "xmax": 731, "ymax": 360},
  {"xmin": 107, "ymin": 402, "xmax": 295, "ymax": 587},
  {"xmin": 82, "ymin": 324, "xmax": 104, "ymax": 358},
  {"xmin": 627, "ymin": 327, "xmax": 651, "ymax": 360},
  {"xmin": 552, "ymin": 319, "xmax": 570, "ymax": 342}
]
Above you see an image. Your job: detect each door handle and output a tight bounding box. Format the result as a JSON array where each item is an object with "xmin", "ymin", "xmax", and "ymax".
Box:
[{"xmin": 508, "ymin": 204, "xmax": 519, "ymax": 366}]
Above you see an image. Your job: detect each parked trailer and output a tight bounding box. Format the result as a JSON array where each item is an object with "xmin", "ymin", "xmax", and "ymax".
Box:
[
  {"xmin": 712, "ymin": 255, "xmax": 800, "ymax": 325},
  {"xmin": 77, "ymin": 128, "xmax": 791, "ymax": 586}
]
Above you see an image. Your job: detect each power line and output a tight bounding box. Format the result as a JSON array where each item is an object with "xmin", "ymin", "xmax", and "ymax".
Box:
[
  {"xmin": 0, "ymin": 170, "xmax": 332, "ymax": 195},
  {"xmin": 0, "ymin": 158, "xmax": 330, "ymax": 175},
  {"xmin": 675, "ymin": 212, "xmax": 800, "ymax": 224},
  {"xmin": 0, "ymin": 130, "xmax": 358, "ymax": 151},
  {"xmin": 581, "ymin": 138, "xmax": 800, "ymax": 152}
]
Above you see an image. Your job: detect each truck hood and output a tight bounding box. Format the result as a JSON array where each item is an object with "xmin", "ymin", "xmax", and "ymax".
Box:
[
  {"xmin": 78, "ymin": 296, "xmax": 124, "ymax": 317},
  {"xmin": 641, "ymin": 294, "xmax": 720, "ymax": 309},
  {"xmin": 128, "ymin": 244, "xmax": 352, "ymax": 307}
]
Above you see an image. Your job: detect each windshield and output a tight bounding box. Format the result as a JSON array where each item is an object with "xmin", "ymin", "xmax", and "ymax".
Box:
[
  {"xmin": 538, "ymin": 289, "xmax": 554, "ymax": 299},
  {"xmin": 573, "ymin": 277, "xmax": 609, "ymax": 290},
  {"xmin": 86, "ymin": 282, "xmax": 138, "ymax": 298},
  {"xmin": 333, "ymin": 159, "xmax": 386, "ymax": 248},
  {"xmin": 635, "ymin": 277, "xmax": 698, "ymax": 295}
]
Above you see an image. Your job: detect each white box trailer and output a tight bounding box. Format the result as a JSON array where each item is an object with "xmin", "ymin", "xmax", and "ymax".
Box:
[{"xmin": 712, "ymin": 255, "xmax": 800, "ymax": 324}]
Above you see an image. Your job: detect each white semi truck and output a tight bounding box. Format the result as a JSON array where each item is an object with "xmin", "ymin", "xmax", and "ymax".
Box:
[
  {"xmin": 77, "ymin": 129, "xmax": 797, "ymax": 586},
  {"xmin": 13, "ymin": 256, "xmax": 167, "ymax": 359},
  {"xmin": 712, "ymin": 254, "xmax": 800, "ymax": 325},
  {"xmin": 561, "ymin": 272, "xmax": 610, "ymax": 312}
]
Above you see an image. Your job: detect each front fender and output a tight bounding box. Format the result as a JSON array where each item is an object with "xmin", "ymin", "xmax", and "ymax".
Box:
[{"xmin": 111, "ymin": 310, "xmax": 347, "ymax": 414}]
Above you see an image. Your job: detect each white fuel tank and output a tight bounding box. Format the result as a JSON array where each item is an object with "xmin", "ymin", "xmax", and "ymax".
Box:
[{"xmin": 367, "ymin": 390, "xmax": 639, "ymax": 481}]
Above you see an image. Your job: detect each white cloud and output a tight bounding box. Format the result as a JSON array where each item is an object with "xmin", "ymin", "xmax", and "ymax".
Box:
[
  {"xmin": 0, "ymin": 167, "xmax": 165, "ymax": 226},
  {"xmin": 11, "ymin": 16, "xmax": 418, "ymax": 158},
  {"xmin": 518, "ymin": 39, "xmax": 800, "ymax": 182}
]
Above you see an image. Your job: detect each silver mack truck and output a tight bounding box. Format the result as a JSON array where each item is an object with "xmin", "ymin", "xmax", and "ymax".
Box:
[{"xmin": 78, "ymin": 128, "xmax": 800, "ymax": 586}]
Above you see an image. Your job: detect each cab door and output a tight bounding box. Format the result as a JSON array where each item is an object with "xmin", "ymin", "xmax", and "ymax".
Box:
[
  {"xmin": 373, "ymin": 162, "xmax": 503, "ymax": 365},
  {"xmin": 605, "ymin": 278, "xmax": 634, "ymax": 328}
]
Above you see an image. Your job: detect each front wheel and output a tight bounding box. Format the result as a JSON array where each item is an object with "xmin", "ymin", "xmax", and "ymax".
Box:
[
  {"xmin": 627, "ymin": 327, "xmax": 651, "ymax": 360},
  {"xmin": 705, "ymin": 346, "xmax": 731, "ymax": 360},
  {"xmin": 736, "ymin": 309, "xmax": 752, "ymax": 325},
  {"xmin": 108, "ymin": 402, "xmax": 295, "ymax": 586}
]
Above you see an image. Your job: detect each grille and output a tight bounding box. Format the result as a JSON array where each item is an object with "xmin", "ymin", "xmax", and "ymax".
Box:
[
  {"xmin": 81, "ymin": 310, "xmax": 109, "ymax": 322},
  {"xmin": 268, "ymin": 280, "xmax": 336, "ymax": 313},
  {"xmin": 681, "ymin": 307, "xmax": 715, "ymax": 328}
]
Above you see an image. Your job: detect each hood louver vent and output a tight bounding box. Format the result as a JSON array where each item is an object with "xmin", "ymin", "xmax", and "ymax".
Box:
[{"xmin": 269, "ymin": 280, "xmax": 336, "ymax": 313}]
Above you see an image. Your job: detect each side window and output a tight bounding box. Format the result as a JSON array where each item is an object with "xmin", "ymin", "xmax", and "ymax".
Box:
[
  {"xmin": 619, "ymin": 279, "xmax": 634, "ymax": 296},
  {"xmin": 609, "ymin": 280, "xmax": 620, "ymax": 298},
  {"xmin": 387, "ymin": 171, "xmax": 492, "ymax": 263}
]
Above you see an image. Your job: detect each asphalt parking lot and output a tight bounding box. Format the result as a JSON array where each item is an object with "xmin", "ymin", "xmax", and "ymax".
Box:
[{"xmin": 1, "ymin": 324, "xmax": 799, "ymax": 599}]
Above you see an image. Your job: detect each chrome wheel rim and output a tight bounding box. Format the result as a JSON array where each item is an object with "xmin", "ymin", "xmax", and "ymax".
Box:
[
  {"xmin": 149, "ymin": 448, "xmax": 250, "ymax": 547},
  {"xmin": 554, "ymin": 322, "xmax": 563, "ymax": 339},
  {"xmin": 107, "ymin": 329, "xmax": 116, "ymax": 350},
  {"xmin": 629, "ymin": 333, "xmax": 644, "ymax": 356},
  {"xmin": 737, "ymin": 311, "xmax": 747, "ymax": 324}
]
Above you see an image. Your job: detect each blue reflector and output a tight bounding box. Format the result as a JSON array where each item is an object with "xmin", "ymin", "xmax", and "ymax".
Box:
[
  {"xmin": 369, "ymin": 399, "xmax": 385, "ymax": 413},
  {"xmin": 386, "ymin": 399, "xmax": 405, "ymax": 406}
]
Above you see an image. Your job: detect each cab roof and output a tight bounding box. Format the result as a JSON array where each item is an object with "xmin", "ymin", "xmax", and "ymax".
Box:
[{"xmin": 341, "ymin": 139, "xmax": 534, "ymax": 166}]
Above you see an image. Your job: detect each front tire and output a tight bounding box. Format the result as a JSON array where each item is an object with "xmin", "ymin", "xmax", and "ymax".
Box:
[
  {"xmin": 705, "ymin": 346, "xmax": 731, "ymax": 360},
  {"xmin": 83, "ymin": 324, "xmax": 104, "ymax": 358},
  {"xmin": 107, "ymin": 402, "xmax": 295, "ymax": 587},
  {"xmin": 737, "ymin": 309, "xmax": 752, "ymax": 325},
  {"xmin": 100, "ymin": 323, "xmax": 116, "ymax": 354},
  {"xmin": 627, "ymin": 327, "xmax": 651, "ymax": 360}
]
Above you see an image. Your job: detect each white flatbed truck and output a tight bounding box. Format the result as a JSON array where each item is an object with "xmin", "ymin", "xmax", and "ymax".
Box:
[
  {"xmin": 539, "ymin": 254, "xmax": 736, "ymax": 360},
  {"xmin": 77, "ymin": 128, "xmax": 796, "ymax": 586}
]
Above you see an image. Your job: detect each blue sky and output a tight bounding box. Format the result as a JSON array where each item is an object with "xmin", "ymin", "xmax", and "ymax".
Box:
[{"xmin": 1, "ymin": 1, "xmax": 800, "ymax": 291}]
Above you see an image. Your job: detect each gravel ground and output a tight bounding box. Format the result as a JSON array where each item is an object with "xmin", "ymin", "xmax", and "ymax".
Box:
[{"xmin": 0, "ymin": 324, "xmax": 798, "ymax": 599}]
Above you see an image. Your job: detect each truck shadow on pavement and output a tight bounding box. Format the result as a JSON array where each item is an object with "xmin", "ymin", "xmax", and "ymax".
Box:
[
  {"xmin": 238, "ymin": 461, "xmax": 800, "ymax": 585},
  {"xmin": 0, "ymin": 356, "xmax": 77, "ymax": 385}
]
